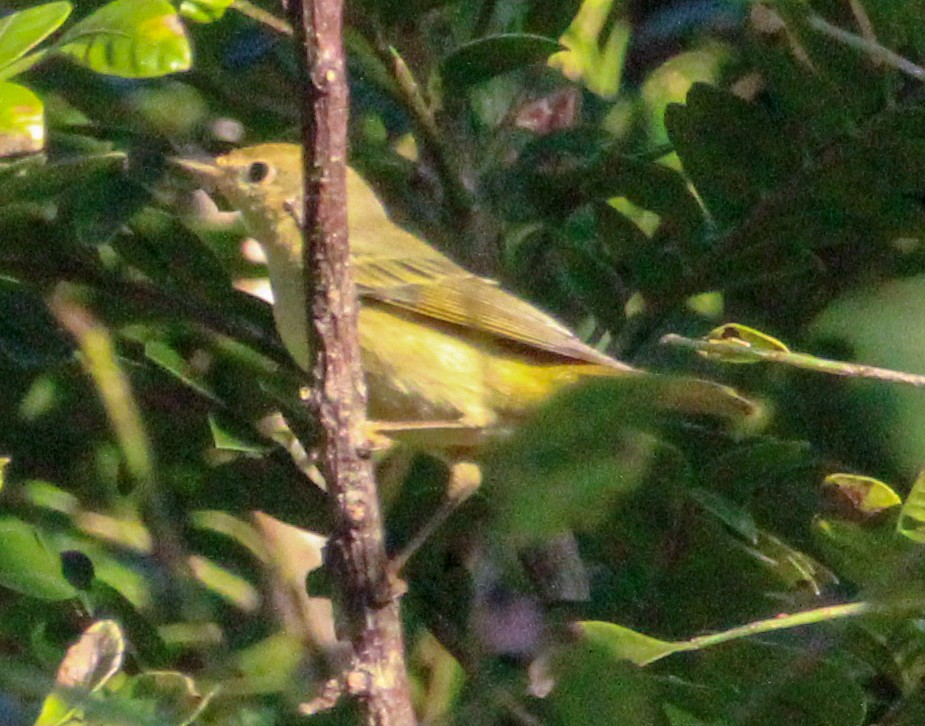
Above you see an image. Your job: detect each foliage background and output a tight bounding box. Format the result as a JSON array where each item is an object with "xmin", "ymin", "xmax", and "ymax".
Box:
[{"xmin": 3, "ymin": 0, "xmax": 925, "ymax": 724}]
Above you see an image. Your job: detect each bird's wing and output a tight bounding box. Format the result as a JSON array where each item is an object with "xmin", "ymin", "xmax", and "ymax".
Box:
[{"xmin": 353, "ymin": 252, "xmax": 629, "ymax": 369}]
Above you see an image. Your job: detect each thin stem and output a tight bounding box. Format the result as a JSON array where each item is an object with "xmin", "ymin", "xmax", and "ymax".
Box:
[
  {"xmin": 233, "ymin": 0, "xmax": 292, "ymax": 35},
  {"xmin": 661, "ymin": 333, "xmax": 925, "ymax": 387},
  {"xmin": 807, "ymin": 13, "xmax": 925, "ymax": 82}
]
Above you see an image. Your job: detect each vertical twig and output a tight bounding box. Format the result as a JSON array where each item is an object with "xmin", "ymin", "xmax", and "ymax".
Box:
[{"xmin": 283, "ymin": 0, "xmax": 417, "ymax": 723}]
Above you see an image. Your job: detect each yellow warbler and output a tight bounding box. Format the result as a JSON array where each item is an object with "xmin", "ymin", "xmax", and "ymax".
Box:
[{"xmin": 175, "ymin": 144, "xmax": 754, "ymax": 454}]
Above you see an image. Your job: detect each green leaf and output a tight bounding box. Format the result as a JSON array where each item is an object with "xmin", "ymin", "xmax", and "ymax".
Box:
[
  {"xmin": 441, "ymin": 34, "xmax": 562, "ymax": 90},
  {"xmin": 549, "ymin": 635, "xmax": 669, "ymax": 724},
  {"xmin": 823, "ymin": 473, "xmax": 902, "ymax": 519},
  {"xmin": 0, "ymin": 151, "xmax": 126, "ymax": 206},
  {"xmin": 0, "ymin": 81, "xmax": 44, "ymax": 156},
  {"xmin": 123, "ymin": 671, "xmax": 215, "ymax": 726},
  {"xmin": 120, "ymin": 207, "xmax": 233, "ymax": 299},
  {"xmin": 0, "ymin": 2, "xmax": 71, "ymax": 75},
  {"xmin": 548, "ymin": 0, "xmax": 630, "ymax": 98},
  {"xmin": 699, "ymin": 323, "xmax": 791, "ymax": 364},
  {"xmin": 0, "ymin": 517, "xmax": 77, "ymax": 600},
  {"xmin": 207, "ymin": 412, "xmax": 272, "ymax": 454},
  {"xmin": 179, "ymin": 0, "xmax": 233, "ymax": 24},
  {"xmin": 482, "ymin": 379, "xmax": 664, "ymax": 543},
  {"xmin": 0, "ymin": 279, "xmax": 73, "ymax": 369},
  {"xmin": 0, "ymin": 49, "xmax": 50, "ymax": 82},
  {"xmin": 56, "ymin": 0, "xmax": 191, "ymax": 79},
  {"xmin": 898, "ymin": 466, "xmax": 925, "ymax": 543},
  {"xmin": 144, "ymin": 341, "xmax": 219, "ymax": 402},
  {"xmin": 666, "ymin": 83, "xmax": 801, "ymax": 225},
  {"xmin": 688, "ymin": 487, "xmax": 759, "ymax": 544},
  {"xmin": 580, "ymin": 620, "xmax": 688, "ymax": 666}
]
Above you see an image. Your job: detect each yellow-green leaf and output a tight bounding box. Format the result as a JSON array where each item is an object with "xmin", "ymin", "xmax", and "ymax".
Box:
[
  {"xmin": 699, "ymin": 322, "xmax": 790, "ymax": 364},
  {"xmin": 56, "ymin": 0, "xmax": 191, "ymax": 79},
  {"xmin": 179, "ymin": 0, "xmax": 233, "ymax": 24},
  {"xmin": 0, "ymin": 2, "xmax": 71, "ymax": 76},
  {"xmin": 823, "ymin": 473, "xmax": 902, "ymax": 519},
  {"xmin": 898, "ymin": 466, "xmax": 925, "ymax": 543},
  {"xmin": 579, "ymin": 620, "xmax": 688, "ymax": 666},
  {"xmin": 0, "ymin": 81, "xmax": 44, "ymax": 156}
]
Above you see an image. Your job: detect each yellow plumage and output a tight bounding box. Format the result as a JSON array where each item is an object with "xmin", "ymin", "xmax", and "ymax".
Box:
[{"xmin": 175, "ymin": 144, "xmax": 753, "ymax": 452}]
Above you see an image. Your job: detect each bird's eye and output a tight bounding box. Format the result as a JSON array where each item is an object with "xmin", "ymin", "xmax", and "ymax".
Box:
[{"xmin": 245, "ymin": 161, "xmax": 272, "ymax": 184}]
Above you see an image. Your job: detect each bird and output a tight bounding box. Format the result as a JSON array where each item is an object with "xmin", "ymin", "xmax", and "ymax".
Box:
[{"xmin": 173, "ymin": 143, "xmax": 754, "ymax": 590}]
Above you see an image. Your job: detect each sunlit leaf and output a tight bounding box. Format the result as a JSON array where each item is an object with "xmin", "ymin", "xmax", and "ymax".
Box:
[
  {"xmin": 548, "ymin": 0, "xmax": 629, "ymax": 98},
  {"xmin": 823, "ymin": 473, "xmax": 902, "ymax": 520},
  {"xmin": 0, "ymin": 2, "xmax": 71, "ymax": 75},
  {"xmin": 56, "ymin": 0, "xmax": 191, "ymax": 78},
  {"xmin": 179, "ymin": 0, "xmax": 233, "ymax": 24},
  {"xmin": 699, "ymin": 323, "xmax": 790, "ymax": 364},
  {"xmin": 0, "ymin": 82, "xmax": 44, "ymax": 156},
  {"xmin": 0, "ymin": 517, "xmax": 76, "ymax": 600},
  {"xmin": 580, "ymin": 620, "xmax": 687, "ymax": 666},
  {"xmin": 898, "ymin": 466, "xmax": 925, "ymax": 543}
]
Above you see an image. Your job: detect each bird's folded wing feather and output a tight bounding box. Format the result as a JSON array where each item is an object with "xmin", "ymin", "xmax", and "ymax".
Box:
[{"xmin": 353, "ymin": 252, "xmax": 629, "ymax": 370}]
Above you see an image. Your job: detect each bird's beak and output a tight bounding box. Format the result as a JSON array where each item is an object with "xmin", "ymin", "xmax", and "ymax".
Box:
[{"xmin": 168, "ymin": 156, "xmax": 223, "ymax": 190}]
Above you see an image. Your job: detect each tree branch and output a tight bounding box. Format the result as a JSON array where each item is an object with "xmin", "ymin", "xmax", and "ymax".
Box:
[{"xmin": 284, "ymin": 0, "xmax": 417, "ymax": 723}]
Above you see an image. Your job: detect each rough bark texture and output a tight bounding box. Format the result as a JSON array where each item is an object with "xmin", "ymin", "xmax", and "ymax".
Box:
[{"xmin": 284, "ymin": 0, "xmax": 417, "ymax": 723}]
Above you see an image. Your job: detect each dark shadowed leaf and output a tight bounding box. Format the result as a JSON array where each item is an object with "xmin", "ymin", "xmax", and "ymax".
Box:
[{"xmin": 441, "ymin": 34, "xmax": 562, "ymax": 89}]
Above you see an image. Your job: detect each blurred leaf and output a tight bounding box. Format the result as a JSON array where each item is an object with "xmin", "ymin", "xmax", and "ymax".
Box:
[
  {"xmin": 144, "ymin": 340, "xmax": 218, "ymax": 402},
  {"xmin": 188, "ymin": 555, "xmax": 260, "ymax": 612},
  {"xmin": 812, "ymin": 516, "xmax": 909, "ymax": 590},
  {"xmin": 739, "ymin": 530, "xmax": 838, "ymax": 597},
  {"xmin": 668, "ymin": 640, "xmax": 867, "ymax": 726},
  {"xmin": 35, "ymin": 620, "xmax": 125, "ymax": 726},
  {"xmin": 0, "ymin": 2, "xmax": 71, "ymax": 76},
  {"xmin": 688, "ymin": 487, "xmax": 759, "ymax": 544},
  {"xmin": 119, "ymin": 207, "xmax": 233, "ymax": 298},
  {"xmin": 482, "ymin": 378, "xmax": 664, "ymax": 543},
  {"xmin": 179, "ymin": 0, "xmax": 233, "ymax": 24},
  {"xmin": 208, "ymin": 412, "xmax": 273, "ymax": 454},
  {"xmin": 0, "ymin": 279, "xmax": 74, "ymax": 368},
  {"xmin": 122, "ymin": 670, "xmax": 214, "ymax": 726},
  {"xmin": 549, "ymin": 636, "xmax": 668, "ymax": 724},
  {"xmin": 0, "ymin": 517, "xmax": 76, "ymax": 600},
  {"xmin": 549, "ymin": 0, "xmax": 629, "ymax": 98},
  {"xmin": 441, "ymin": 34, "xmax": 562, "ymax": 90},
  {"xmin": 0, "ymin": 82, "xmax": 44, "ymax": 157},
  {"xmin": 56, "ymin": 0, "xmax": 192, "ymax": 79},
  {"xmin": 0, "ymin": 152, "xmax": 127, "ymax": 206},
  {"xmin": 898, "ymin": 466, "xmax": 925, "ymax": 543},
  {"xmin": 666, "ymin": 83, "xmax": 801, "ymax": 225},
  {"xmin": 86, "ymin": 580, "xmax": 170, "ymax": 667},
  {"xmin": 823, "ymin": 473, "xmax": 902, "ymax": 519}
]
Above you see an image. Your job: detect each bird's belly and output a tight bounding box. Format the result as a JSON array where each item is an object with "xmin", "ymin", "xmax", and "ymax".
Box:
[{"xmin": 357, "ymin": 306, "xmax": 608, "ymax": 426}]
